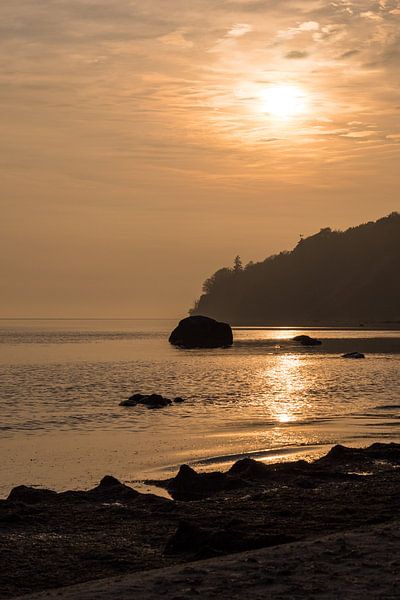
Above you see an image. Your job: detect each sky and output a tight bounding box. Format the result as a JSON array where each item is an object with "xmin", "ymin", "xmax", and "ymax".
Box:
[{"xmin": 1, "ymin": 0, "xmax": 399, "ymax": 318}]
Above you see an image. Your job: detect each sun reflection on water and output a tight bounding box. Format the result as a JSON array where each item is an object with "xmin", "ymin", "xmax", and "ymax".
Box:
[
  {"xmin": 263, "ymin": 353, "xmax": 307, "ymax": 425},
  {"xmin": 276, "ymin": 413, "xmax": 293, "ymax": 423}
]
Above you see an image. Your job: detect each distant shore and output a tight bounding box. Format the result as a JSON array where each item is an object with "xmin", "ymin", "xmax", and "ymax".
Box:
[
  {"xmin": 231, "ymin": 322, "xmax": 400, "ymax": 330},
  {"xmin": 1, "ymin": 443, "xmax": 400, "ymax": 598}
]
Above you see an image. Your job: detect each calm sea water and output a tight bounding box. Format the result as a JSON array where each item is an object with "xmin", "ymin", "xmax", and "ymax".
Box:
[{"xmin": 0, "ymin": 319, "xmax": 400, "ymax": 497}]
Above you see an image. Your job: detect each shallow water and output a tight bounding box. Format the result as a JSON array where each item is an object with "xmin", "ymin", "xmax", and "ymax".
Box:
[{"xmin": 0, "ymin": 319, "xmax": 399, "ymax": 496}]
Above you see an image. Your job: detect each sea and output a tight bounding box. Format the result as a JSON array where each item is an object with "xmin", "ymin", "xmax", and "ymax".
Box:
[{"xmin": 1, "ymin": 319, "xmax": 400, "ymax": 498}]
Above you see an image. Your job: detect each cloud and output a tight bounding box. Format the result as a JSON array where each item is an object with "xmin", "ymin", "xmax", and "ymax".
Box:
[
  {"xmin": 227, "ymin": 23, "xmax": 253, "ymax": 37},
  {"xmin": 277, "ymin": 20, "xmax": 320, "ymax": 40},
  {"xmin": 285, "ymin": 50, "xmax": 309, "ymax": 59},
  {"xmin": 159, "ymin": 30, "xmax": 193, "ymax": 49},
  {"xmin": 360, "ymin": 11, "xmax": 383, "ymax": 21},
  {"xmin": 341, "ymin": 131, "xmax": 375, "ymax": 138},
  {"xmin": 339, "ymin": 49, "xmax": 359, "ymax": 58}
]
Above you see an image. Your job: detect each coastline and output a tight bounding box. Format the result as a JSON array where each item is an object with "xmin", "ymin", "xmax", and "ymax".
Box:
[{"xmin": 1, "ymin": 443, "xmax": 400, "ymax": 598}]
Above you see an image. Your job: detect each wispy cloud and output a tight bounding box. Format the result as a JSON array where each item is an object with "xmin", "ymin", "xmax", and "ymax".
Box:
[
  {"xmin": 159, "ymin": 29, "xmax": 194, "ymax": 49},
  {"xmin": 227, "ymin": 23, "xmax": 253, "ymax": 37},
  {"xmin": 277, "ymin": 20, "xmax": 320, "ymax": 40}
]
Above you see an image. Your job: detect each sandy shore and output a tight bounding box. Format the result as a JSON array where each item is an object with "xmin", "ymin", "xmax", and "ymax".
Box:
[
  {"xmin": 16, "ymin": 519, "xmax": 400, "ymax": 599},
  {"xmin": 1, "ymin": 443, "xmax": 400, "ymax": 598}
]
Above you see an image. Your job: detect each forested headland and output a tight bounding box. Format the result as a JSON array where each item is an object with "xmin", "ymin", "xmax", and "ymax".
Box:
[{"xmin": 190, "ymin": 213, "xmax": 400, "ymax": 326}]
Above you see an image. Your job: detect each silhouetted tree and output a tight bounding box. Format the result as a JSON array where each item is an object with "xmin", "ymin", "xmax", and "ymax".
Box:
[{"xmin": 233, "ymin": 255, "xmax": 243, "ymax": 273}]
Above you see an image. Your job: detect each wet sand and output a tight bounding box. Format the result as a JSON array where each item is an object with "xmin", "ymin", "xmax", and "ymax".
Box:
[{"xmin": 1, "ymin": 443, "xmax": 400, "ymax": 599}]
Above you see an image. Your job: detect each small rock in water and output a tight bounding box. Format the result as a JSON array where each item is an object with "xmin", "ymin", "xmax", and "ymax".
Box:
[
  {"xmin": 174, "ymin": 397, "xmax": 185, "ymax": 403},
  {"xmin": 120, "ymin": 393, "xmax": 172, "ymax": 409},
  {"xmin": 293, "ymin": 335, "xmax": 322, "ymax": 346},
  {"xmin": 120, "ymin": 393, "xmax": 147, "ymax": 407},
  {"xmin": 342, "ymin": 352, "xmax": 365, "ymax": 359}
]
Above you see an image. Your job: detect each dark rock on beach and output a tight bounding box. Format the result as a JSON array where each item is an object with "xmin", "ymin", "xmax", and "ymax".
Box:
[
  {"xmin": 342, "ymin": 352, "xmax": 365, "ymax": 359},
  {"xmin": 169, "ymin": 315, "xmax": 233, "ymax": 349},
  {"xmin": 7, "ymin": 476, "xmax": 141, "ymax": 505},
  {"xmin": 315, "ymin": 442, "xmax": 400, "ymax": 469},
  {"xmin": 120, "ymin": 393, "xmax": 172, "ymax": 409},
  {"xmin": 293, "ymin": 334, "xmax": 322, "ymax": 346},
  {"xmin": 7, "ymin": 485, "xmax": 58, "ymax": 504},
  {"xmin": 164, "ymin": 464, "xmax": 242, "ymax": 501},
  {"xmin": 159, "ymin": 454, "xmax": 365, "ymax": 501}
]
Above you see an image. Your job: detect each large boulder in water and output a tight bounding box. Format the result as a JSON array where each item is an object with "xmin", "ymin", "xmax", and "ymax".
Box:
[{"xmin": 169, "ymin": 316, "xmax": 233, "ymax": 349}]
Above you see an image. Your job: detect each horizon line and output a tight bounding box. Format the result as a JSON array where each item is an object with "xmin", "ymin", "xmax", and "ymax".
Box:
[{"xmin": 0, "ymin": 317, "xmax": 182, "ymax": 321}]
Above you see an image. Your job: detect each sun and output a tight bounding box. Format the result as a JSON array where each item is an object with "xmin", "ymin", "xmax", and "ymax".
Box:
[{"xmin": 260, "ymin": 84, "xmax": 308, "ymax": 119}]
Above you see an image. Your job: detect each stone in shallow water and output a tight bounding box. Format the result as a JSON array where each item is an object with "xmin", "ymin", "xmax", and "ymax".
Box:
[
  {"xmin": 342, "ymin": 352, "xmax": 365, "ymax": 359},
  {"xmin": 293, "ymin": 335, "xmax": 322, "ymax": 346},
  {"xmin": 120, "ymin": 393, "xmax": 172, "ymax": 409},
  {"xmin": 169, "ymin": 315, "xmax": 233, "ymax": 349}
]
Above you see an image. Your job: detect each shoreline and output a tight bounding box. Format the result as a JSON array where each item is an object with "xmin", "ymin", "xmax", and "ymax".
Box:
[{"xmin": 1, "ymin": 442, "xmax": 400, "ymax": 598}]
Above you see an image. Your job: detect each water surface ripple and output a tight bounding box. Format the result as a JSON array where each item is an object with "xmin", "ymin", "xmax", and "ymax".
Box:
[{"xmin": 0, "ymin": 320, "xmax": 399, "ymax": 495}]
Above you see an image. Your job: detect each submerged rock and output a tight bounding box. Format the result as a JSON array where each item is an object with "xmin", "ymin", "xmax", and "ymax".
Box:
[
  {"xmin": 169, "ymin": 316, "xmax": 233, "ymax": 349},
  {"xmin": 293, "ymin": 335, "xmax": 322, "ymax": 346},
  {"xmin": 120, "ymin": 393, "xmax": 172, "ymax": 409},
  {"xmin": 342, "ymin": 352, "xmax": 365, "ymax": 359}
]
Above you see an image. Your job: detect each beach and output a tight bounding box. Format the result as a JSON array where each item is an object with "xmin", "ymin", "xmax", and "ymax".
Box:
[
  {"xmin": 1, "ymin": 321, "xmax": 400, "ymax": 597},
  {"xmin": 1, "ymin": 443, "xmax": 400, "ymax": 598}
]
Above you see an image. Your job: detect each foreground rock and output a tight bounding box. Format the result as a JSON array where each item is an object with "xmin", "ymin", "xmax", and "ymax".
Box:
[
  {"xmin": 165, "ymin": 520, "xmax": 295, "ymax": 557},
  {"xmin": 7, "ymin": 475, "xmax": 142, "ymax": 504},
  {"xmin": 342, "ymin": 352, "xmax": 365, "ymax": 359},
  {"xmin": 293, "ymin": 334, "xmax": 322, "ymax": 346},
  {"xmin": 169, "ymin": 316, "xmax": 233, "ymax": 349}
]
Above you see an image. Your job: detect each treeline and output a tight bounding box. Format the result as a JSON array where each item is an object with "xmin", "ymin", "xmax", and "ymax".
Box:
[{"xmin": 190, "ymin": 213, "xmax": 400, "ymax": 325}]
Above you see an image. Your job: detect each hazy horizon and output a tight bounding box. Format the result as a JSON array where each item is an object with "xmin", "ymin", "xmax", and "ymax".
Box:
[{"xmin": 2, "ymin": 1, "xmax": 399, "ymax": 318}]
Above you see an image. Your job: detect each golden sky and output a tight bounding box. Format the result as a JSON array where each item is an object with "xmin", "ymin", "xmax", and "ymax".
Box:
[{"xmin": 1, "ymin": 0, "xmax": 399, "ymax": 317}]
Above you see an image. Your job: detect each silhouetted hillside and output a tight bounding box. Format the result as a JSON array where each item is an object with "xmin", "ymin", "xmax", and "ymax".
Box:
[{"xmin": 190, "ymin": 213, "xmax": 400, "ymax": 325}]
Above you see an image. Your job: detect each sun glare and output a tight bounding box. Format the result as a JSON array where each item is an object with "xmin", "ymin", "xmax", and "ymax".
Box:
[{"xmin": 260, "ymin": 84, "xmax": 308, "ymax": 119}]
